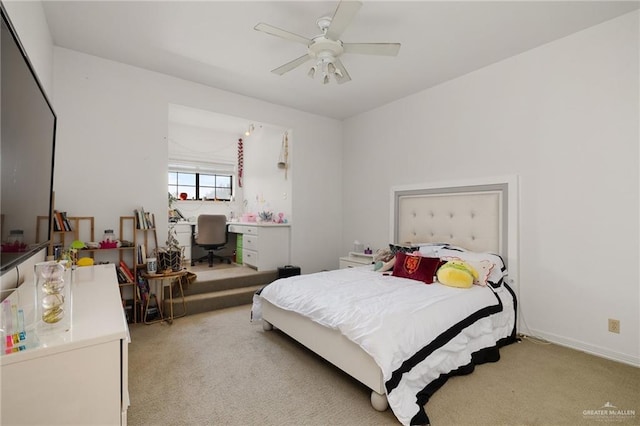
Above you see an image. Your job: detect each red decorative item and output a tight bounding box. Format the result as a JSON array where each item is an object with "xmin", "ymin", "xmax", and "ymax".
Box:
[
  {"xmin": 179, "ymin": 192, "xmax": 188, "ymax": 200},
  {"xmin": 1, "ymin": 241, "xmax": 28, "ymax": 252},
  {"xmin": 99, "ymin": 241, "xmax": 118, "ymax": 249},
  {"xmin": 238, "ymin": 138, "xmax": 244, "ymax": 188}
]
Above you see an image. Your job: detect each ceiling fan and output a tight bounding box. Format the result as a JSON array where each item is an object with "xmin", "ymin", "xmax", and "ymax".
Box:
[{"xmin": 254, "ymin": 0, "xmax": 401, "ymax": 85}]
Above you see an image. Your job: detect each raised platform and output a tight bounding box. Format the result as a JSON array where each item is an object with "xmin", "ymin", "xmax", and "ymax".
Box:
[{"xmin": 163, "ymin": 263, "xmax": 278, "ymax": 316}]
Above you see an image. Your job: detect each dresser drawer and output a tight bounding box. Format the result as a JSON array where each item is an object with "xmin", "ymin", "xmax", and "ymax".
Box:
[
  {"xmin": 243, "ymin": 249, "xmax": 258, "ymax": 267},
  {"xmin": 228, "ymin": 224, "xmax": 258, "ymax": 235},
  {"xmin": 339, "ymin": 255, "xmax": 373, "ymax": 269},
  {"xmin": 243, "ymin": 234, "xmax": 259, "ymax": 251}
]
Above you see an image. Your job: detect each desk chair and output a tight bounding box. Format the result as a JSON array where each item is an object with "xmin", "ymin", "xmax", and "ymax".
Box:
[{"xmin": 192, "ymin": 214, "xmax": 231, "ymax": 267}]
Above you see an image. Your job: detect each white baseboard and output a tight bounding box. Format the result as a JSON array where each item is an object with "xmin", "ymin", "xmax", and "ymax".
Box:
[{"xmin": 524, "ymin": 328, "xmax": 640, "ymax": 368}]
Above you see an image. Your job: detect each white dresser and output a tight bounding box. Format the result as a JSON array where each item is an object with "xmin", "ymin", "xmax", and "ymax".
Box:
[
  {"xmin": 228, "ymin": 223, "xmax": 291, "ymax": 271},
  {"xmin": 339, "ymin": 252, "xmax": 375, "ymax": 269},
  {"xmin": 0, "ymin": 264, "xmax": 130, "ymax": 425}
]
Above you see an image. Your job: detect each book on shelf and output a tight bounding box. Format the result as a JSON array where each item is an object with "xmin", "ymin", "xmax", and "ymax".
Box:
[
  {"xmin": 60, "ymin": 211, "xmax": 72, "ymax": 232},
  {"xmin": 52, "ymin": 210, "xmax": 73, "ymax": 232},
  {"xmin": 134, "ymin": 207, "xmax": 154, "ymax": 230},
  {"xmin": 136, "ymin": 278, "xmax": 149, "ymax": 304},
  {"xmin": 144, "ymin": 211, "xmax": 153, "ymax": 229},
  {"xmin": 52, "ymin": 210, "xmax": 62, "ymax": 232},
  {"xmin": 137, "ymin": 244, "xmax": 147, "ymax": 265},
  {"xmin": 115, "ymin": 266, "xmax": 129, "ymax": 284},
  {"xmin": 119, "ymin": 261, "xmax": 135, "ymax": 282}
]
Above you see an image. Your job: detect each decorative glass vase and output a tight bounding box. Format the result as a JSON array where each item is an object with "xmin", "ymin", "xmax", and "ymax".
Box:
[{"xmin": 34, "ymin": 260, "xmax": 72, "ymax": 333}]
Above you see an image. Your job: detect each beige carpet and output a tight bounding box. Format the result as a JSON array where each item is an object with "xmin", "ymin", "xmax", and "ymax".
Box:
[{"xmin": 127, "ymin": 305, "xmax": 639, "ymax": 425}]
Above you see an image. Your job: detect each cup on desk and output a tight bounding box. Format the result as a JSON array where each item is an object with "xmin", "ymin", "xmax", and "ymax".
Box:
[{"xmin": 146, "ymin": 257, "xmax": 157, "ymax": 274}]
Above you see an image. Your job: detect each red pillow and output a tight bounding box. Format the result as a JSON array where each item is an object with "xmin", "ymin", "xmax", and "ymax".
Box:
[{"xmin": 392, "ymin": 252, "xmax": 441, "ymax": 284}]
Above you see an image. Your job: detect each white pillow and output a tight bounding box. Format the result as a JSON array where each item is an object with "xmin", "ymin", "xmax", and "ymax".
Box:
[{"xmin": 417, "ymin": 243, "xmax": 449, "ymax": 257}]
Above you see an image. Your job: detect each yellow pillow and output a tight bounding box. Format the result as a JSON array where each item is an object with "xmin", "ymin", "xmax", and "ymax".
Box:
[{"xmin": 437, "ymin": 260, "xmax": 477, "ymax": 288}]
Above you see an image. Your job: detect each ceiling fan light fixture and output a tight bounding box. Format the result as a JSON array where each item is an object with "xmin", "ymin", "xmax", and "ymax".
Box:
[
  {"xmin": 308, "ymin": 66, "xmax": 316, "ymax": 78},
  {"xmin": 323, "ymin": 74, "xmax": 330, "ymax": 85},
  {"xmin": 327, "ymin": 62, "xmax": 336, "ymax": 74}
]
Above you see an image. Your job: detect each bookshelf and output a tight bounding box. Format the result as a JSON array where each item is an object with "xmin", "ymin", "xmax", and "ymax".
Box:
[
  {"xmin": 36, "ymin": 215, "xmax": 95, "ymax": 257},
  {"xmin": 35, "ymin": 210, "xmax": 159, "ymax": 324},
  {"xmin": 81, "ymin": 214, "xmax": 158, "ymax": 323},
  {"xmin": 134, "ymin": 212, "xmax": 158, "ymax": 268}
]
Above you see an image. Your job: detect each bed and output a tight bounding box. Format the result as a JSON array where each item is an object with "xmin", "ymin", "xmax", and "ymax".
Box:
[{"xmin": 252, "ymin": 178, "xmax": 519, "ymax": 425}]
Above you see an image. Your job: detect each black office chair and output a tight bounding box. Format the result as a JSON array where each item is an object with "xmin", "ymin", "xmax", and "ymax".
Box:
[{"xmin": 191, "ymin": 215, "xmax": 231, "ymax": 267}]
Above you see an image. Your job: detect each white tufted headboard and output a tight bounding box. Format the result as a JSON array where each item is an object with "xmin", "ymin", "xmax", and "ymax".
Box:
[{"xmin": 390, "ymin": 178, "xmax": 518, "ymax": 270}]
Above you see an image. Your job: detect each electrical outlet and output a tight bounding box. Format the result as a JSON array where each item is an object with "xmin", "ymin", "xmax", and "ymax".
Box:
[{"xmin": 608, "ymin": 319, "xmax": 620, "ymax": 334}]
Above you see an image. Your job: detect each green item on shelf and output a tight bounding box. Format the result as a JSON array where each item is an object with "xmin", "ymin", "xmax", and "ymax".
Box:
[
  {"xmin": 236, "ymin": 236, "xmax": 243, "ymax": 265},
  {"xmin": 70, "ymin": 240, "xmax": 86, "ymax": 249}
]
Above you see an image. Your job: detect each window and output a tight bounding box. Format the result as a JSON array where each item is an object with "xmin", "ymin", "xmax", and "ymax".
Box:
[{"xmin": 168, "ymin": 171, "xmax": 233, "ymax": 201}]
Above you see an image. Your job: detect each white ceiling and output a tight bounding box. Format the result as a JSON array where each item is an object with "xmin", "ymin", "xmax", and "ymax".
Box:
[{"xmin": 42, "ymin": 1, "xmax": 639, "ymax": 121}]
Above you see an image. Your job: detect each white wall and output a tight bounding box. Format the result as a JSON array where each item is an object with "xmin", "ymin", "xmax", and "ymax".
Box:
[
  {"xmin": 242, "ymin": 125, "xmax": 292, "ymax": 220},
  {"xmin": 52, "ymin": 47, "xmax": 342, "ymax": 274},
  {"xmin": 2, "ymin": 1, "xmax": 53, "ymax": 96},
  {"xmin": 343, "ymin": 12, "xmax": 639, "ymax": 366}
]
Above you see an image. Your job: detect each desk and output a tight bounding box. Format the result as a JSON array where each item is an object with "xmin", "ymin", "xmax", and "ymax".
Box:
[
  {"xmin": 227, "ymin": 223, "xmax": 290, "ymax": 271},
  {"xmin": 173, "ymin": 221, "xmax": 290, "ymax": 271},
  {"xmin": 142, "ymin": 270, "xmax": 187, "ymax": 324}
]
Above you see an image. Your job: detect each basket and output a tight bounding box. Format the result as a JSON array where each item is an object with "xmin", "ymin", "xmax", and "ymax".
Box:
[{"xmin": 156, "ymin": 246, "xmax": 184, "ymax": 272}]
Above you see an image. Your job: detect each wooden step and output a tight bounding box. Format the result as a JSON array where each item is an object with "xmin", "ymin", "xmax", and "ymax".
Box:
[
  {"xmin": 164, "ymin": 284, "xmax": 264, "ymax": 317},
  {"xmin": 183, "ymin": 270, "xmax": 277, "ymax": 295},
  {"xmin": 162, "ymin": 267, "xmax": 278, "ymax": 317}
]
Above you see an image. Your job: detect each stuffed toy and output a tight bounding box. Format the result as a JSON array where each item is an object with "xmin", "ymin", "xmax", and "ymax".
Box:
[
  {"xmin": 373, "ymin": 248, "xmax": 395, "ymax": 272},
  {"xmin": 436, "ymin": 260, "xmax": 478, "ymax": 288},
  {"xmin": 441, "ymin": 256, "xmax": 494, "ymax": 286},
  {"xmin": 76, "ymin": 257, "xmax": 94, "ymax": 267}
]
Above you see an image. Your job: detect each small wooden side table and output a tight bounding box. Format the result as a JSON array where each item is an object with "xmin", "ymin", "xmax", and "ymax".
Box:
[{"xmin": 141, "ymin": 270, "xmax": 188, "ymax": 324}]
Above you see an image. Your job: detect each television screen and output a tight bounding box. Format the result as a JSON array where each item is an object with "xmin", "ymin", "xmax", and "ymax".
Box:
[{"xmin": 0, "ymin": 4, "xmax": 56, "ymax": 274}]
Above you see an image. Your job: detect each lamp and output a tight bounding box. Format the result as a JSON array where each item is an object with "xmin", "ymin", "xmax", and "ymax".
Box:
[
  {"xmin": 308, "ymin": 55, "xmax": 343, "ymax": 84},
  {"xmin": 244, "ymin": 124, "xmax": 255, "ymax": 136}
]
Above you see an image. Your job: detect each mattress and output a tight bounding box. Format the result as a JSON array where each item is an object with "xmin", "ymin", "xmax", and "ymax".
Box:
[{"xmin": 254, "ymin": 265, "xmax": 517, "ymax": 425}]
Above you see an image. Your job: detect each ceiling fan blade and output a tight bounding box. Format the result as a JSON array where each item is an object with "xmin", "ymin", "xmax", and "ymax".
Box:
[
  {"xmin": 333, "ymin": 59, "xmax": 352, "ymax": 84},
  {"xmin": 325, "ymin": 0, "xmax": 362, "ymax": 40},
  {"xmin": 254, "ymin": 23, "xmax": 311, "ymax": 45},
  {"xmin": 343, "ymin": 43, "xmax": 401, "ymax": 56},
  {"xmin": 271, "ymin": 54, "xmax": 313, "ymax": 75}
]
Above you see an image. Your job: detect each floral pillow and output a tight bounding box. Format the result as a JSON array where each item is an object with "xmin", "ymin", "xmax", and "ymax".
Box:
[{"xmin": 392, "ymin": 252, "xmax": 441, "ymax": 284}]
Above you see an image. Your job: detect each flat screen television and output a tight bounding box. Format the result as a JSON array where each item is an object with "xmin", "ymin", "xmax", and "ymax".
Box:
[{"xmin": 0, "ymin": 3, "xmax": 56, "ymax": 275}]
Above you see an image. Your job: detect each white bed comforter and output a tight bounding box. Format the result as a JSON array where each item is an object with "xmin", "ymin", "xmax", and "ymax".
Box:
[{"xmin": 254, "ymin": 266, "xmax": 516, "ymax": 425}]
